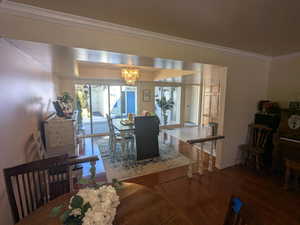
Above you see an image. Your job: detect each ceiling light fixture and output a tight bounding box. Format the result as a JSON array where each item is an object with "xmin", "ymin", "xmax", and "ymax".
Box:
[{"xmin": 121, "ymin": 68, "xmax": 139, "ymax": 85}]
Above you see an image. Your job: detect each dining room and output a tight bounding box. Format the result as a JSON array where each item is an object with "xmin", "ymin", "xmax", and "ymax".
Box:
[
  {"xmin": 1, "ymin": 38, "xmax": 231, "ymax": 225},
  {"xmin": 3, "ymin": 0, "xmax": 300, "ymax": 224},
  {"xmin": 52, "ymin": 46, "xmax": 228, "ymax": 182}
]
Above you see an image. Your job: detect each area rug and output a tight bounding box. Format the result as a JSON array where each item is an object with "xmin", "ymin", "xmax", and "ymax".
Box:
[{"xmin": 96, "ymin": 138, "xmax": 190, "ymax": 182}]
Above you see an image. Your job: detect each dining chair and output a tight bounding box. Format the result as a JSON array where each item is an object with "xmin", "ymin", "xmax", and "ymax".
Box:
[
  {"xmin": 239, "ymin": 124, "xmax": 273, "ymax": 171},
  {"xmin": 134, "ymin": 116, "xmax": 159, "ymax": 160},
  {"xmin": 4, "ymin": 154, "xmax": 71, "ymax": 224},
  {"xmin": 106, "ymin": 114, "xmax": 134, "ymax": 160}
]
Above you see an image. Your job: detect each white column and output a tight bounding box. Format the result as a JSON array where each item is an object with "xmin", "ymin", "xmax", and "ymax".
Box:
[
  {"xmin": 198, "ymin": 143, "xmax": 204, "ymax": 175},
  {"xmin": 208, "ymin": 140, "xmax": 215, "ymax": 172}
]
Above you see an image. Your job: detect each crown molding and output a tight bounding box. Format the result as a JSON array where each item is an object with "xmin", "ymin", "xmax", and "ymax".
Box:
[
  {"xmin": 0, "ymin": 1, "xmax": 272, "ymax": 61},
  {"xmin": 272, "ymin": 51, "xmax": 300, "ymax": 60}
]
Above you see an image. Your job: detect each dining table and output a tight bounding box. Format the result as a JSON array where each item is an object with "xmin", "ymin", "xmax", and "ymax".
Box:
[
  {"xmin": 16, "ymin": 182, "xmax": 192, "ymax": 225},
  {"xmin": 112, "ymin": 118, "xmax": 135, "ymax": 152},
  {"xmin": 112, "ymin": 118, "xmax": 135, "ymax": 133}
]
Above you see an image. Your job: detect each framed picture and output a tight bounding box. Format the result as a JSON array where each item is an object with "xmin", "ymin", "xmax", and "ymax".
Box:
[{"xmin": 143, "ymin": 89, "xmax": 152, "ymax": 102}]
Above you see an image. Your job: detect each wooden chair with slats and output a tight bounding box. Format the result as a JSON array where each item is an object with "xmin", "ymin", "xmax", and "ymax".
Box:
[
  {"xmin": 4, "ymin": 154, "xmax": 71, "ymax": 224},
  {"xmin": 239, "ymin": 124, "xmax": 273, "ymax": 171}
]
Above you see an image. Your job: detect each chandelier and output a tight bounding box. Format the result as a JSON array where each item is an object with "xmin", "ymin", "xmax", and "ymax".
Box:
[{"xmin": 121, "ymin": 68, "xmax": 139, "ymax": 85}]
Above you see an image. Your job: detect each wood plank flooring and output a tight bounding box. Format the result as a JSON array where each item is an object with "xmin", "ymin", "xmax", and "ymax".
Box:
[
  {"xmin": 126, "ymin": 166, "xmax": 300, "ymax": 225},
  {"xmin": 84, "ymin": 136, "xmax": 300, "ymax": 225}
]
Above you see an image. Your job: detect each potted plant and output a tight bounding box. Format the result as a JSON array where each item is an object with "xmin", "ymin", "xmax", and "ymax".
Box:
[
  {"xmin": 57, "ymin": 92, "xmax": 74, "ymax": 115},
  {"xmin": 155, "ymin": 95, "xmax": 175, "ymax": 125}
]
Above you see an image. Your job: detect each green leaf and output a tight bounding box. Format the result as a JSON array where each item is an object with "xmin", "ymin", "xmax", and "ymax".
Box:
[
  {"xmin": 96, "ymin": 181, "xmax": 106, "ymax": 186},
  {"xmin": 82, "ymin": 202, "xmax": 91, "ymax": 214},
  {"xmin": 64, "ymin": 216, "xmax": 82, "ymax": 225},
  {"xmin": 70, "ymin": 195, "xmax": 84, "ymax": 209},
  {"xmin": 78, "ymin": 178, "xmax": 90, "ymax": 185},
  {"xmin": 60, "ymin": 209, "xmax": 71, "ymax": 223},
  {"xmin": 112, "ymin": 178, "xmax": 123, "ymax": 190},
  {"xmin": 49, "ymin": 205, "xmax": 64, "ymax": 217}
]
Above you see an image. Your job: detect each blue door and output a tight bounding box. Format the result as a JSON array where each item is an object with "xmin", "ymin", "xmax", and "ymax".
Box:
[{"xmin": 126, "ymin": 91, "xmax": 135, "ymax": 114}]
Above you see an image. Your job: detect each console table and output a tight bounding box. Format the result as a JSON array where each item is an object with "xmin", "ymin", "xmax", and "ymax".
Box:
[{"xmin": 43, "ymin": 113, "xmax": 79, "ymax": 157}]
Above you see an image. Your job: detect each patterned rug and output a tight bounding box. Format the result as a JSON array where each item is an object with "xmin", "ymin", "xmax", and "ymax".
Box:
[{"xmin": 96, "ymin": 137, "xmax": 190, "ymax": 182}]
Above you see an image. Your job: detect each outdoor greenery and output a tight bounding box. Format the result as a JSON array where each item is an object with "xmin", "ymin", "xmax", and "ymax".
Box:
[
  {"xmin": 156, "ymin": 94, "xmax": 175, "ymax": 125},
  {"xmin": 75, "ymin": 85, "xmax": 89, "ymax": 129}
]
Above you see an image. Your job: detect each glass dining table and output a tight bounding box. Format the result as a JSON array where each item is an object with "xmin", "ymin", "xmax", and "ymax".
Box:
[
  {"xmin": 112, "ymin": 118, "xmax": 135, "ymax": 133},
  {"xmin": 112, "ymin": 118, "xmax": 135, "ymax": 153}
]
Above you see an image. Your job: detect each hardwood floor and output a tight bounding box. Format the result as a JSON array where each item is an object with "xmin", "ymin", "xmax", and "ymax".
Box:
[
  {"xmin": 126, "ymin": 166, "xmax": 300, "ymax": 225},
  {"xmin": 81, "ymin": 136, "xmax": 300, "ymax": 225}
]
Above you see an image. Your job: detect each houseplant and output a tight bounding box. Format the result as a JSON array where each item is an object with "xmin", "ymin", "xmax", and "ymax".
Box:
[
  {"xmin": 156, "ymin": 95, "xmax": 175, "ymax": 125},
  {"xmin": 57, "ymin": 92, "xmax": 74, "ymax": 114}
]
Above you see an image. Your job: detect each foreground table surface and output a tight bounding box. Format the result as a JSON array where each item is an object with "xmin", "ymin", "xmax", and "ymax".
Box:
[{"xmin": 16, "ymin": 183, "xmax": 192, "ymax": 225}]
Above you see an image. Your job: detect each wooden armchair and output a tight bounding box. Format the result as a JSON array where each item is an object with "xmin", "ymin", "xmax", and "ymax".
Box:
[
  {"xmin": 4, "ymin": 155, "xmax": 70, "ymax": 223},
  {"xmin": 239, "ymin": 124, "xmax": 273, "ymax": 171}
]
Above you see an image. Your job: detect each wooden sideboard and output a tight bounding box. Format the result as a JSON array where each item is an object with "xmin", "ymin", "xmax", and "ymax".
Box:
[{"xmin": 43, "ymin": 113, "xmax": 79, "ymax": 157}]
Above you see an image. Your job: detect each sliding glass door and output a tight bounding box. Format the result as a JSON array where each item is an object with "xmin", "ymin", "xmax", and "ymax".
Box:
[
  {"xmin": 75, "ymin": 84, "xmax": 137, "ymax": 137},
  {"xmin": 91, "ymin": 85, "xmax": 109, "ymax": 134},
  {"xmin": 109, "ymin": 85, "xmax": 122, "ymax": 119}
]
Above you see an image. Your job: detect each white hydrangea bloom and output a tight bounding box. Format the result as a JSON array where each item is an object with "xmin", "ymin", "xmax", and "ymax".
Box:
[
  {"xmin": 72, "ymin": 185, "xmax": 120, "ymax": 225},
  {"xmin": 70, "ymin": 208, "xmax": 82, "ymax": 217}
]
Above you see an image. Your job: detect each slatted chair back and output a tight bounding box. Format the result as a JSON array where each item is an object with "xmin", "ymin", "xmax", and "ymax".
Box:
[
  {"xmin": 248, "ymin": 124, "xmax": 272, "ymax": 149},
  {"xmin": 4, "ymin": 154, "xmax": 70, "ymax": 224},
  {"xmin": 106, "ymin": 114, "xmax": 117, "ymax": 141}
]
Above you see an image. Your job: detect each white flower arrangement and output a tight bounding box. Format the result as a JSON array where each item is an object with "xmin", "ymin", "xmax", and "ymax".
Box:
[
  {"xmin": 78, "ymin": 186, "xmax": 120, "ymax": 225},
  {"xmin": 51, "ymin": 185, "xmax": 120, "ymax": 225}
]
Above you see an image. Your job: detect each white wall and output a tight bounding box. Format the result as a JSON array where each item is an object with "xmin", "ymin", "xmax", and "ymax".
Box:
[
  {"xmin": 184, "ymin": 86, "xmax": 200, "ymax": 124},
  {"xmin": 0, "ymin": 11, "xmax": 270, "ymax": 168},
  {"xmin": 0, "ymin": 38, "xmax": 55, "ymax": 225},
  {"xmin": 268, "ymin": 55, "xmax": 300, "ymax": 108}
]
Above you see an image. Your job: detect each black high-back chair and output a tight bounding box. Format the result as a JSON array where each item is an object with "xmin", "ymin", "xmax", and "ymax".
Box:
[
  {"xmin": 134, "ymin": 116, "xmax": 160, "ymax": 160},
  {"xmin": 4, "ymin": 154, "xmax": 70, "ymax": 223}
]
